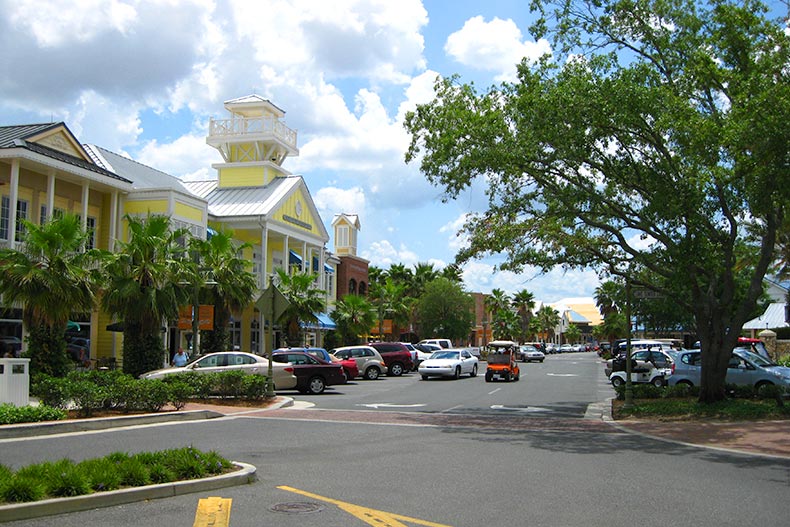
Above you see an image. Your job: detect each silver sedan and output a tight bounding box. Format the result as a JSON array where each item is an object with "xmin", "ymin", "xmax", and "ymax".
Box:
[{"xmin": 418, "ymin": 349, "xmax": 479, "ymax": 379}]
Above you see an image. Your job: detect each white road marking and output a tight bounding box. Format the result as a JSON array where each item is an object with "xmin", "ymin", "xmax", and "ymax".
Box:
[
  {"xmin": 487, "ymin": 388, "xmax": 501, "ymax": 395},
  {"xmin": 546, "ymin": 373, "xmax": 578, "ymax": 377},
  {"xmin": 490, "ymin": 404, "xmax": 551, "ymax": 413},
  {"xmin": 356, "ymin": 403, "xmax": 427, "ymax": 409}
]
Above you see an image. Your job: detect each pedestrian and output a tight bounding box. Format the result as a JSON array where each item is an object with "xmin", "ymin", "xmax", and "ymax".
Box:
[{"xmin": 172, "ymin": 347, "xmax": 189, "ymax": 367}]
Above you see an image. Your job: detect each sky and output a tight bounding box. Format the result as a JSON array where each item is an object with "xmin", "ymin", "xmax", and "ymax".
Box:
[{"xmin": 0, "ymin": 0, "xmax": 603, "ymax": 304}]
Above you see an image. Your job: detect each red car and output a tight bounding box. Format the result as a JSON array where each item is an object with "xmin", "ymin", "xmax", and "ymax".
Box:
[{"xmin": 271, "ymin": 351, "xmax": 347, "ymax": 394}]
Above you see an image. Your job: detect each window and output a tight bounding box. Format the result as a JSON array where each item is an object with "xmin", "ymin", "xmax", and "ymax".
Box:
[
  {"xmin": 40, "ymin": 205, "xmax": 47, "ymax": 225},
  {"xmin": 229, "ymin": 319, "xmax": 241, "ymax": 351},
  {"xmin": 349, "ymin": 278, "xmax": 357, "ymax": 294},
  {"xmin": 0, "ymin": 197, "xmax": 29, "ymax": 241},
  {"xmin": 86, "ymin": 217, "xmax": 96, "ymax": 249},
  {"xmin": 250, "ymin": 317, "xmax": 260, "ymax": 354},
  {"xmin": 358, "ymin": 282, "xmax": 367, "ymax": 295},
  {"xmin": 337, "ymin": 225, "xmax": 349, "ymax": 247}
]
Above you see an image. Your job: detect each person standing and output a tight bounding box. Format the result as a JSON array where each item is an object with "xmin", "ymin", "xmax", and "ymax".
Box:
[{"xmin": 172, "ymin": 347, "xmax": 189, "ymax": 367}]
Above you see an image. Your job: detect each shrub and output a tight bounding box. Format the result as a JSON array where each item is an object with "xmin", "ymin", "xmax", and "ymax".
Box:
[
  {"xmin": 757, "ymin": 384, "xmax": 788, "ymax": 407},
  {"xmin": 0, "ymin": 474, "xmax": 47, "ymax": 503},
  {"xmin": 241, "ymin": 374, "xmax": 268, "ymax": 400},
  {"xmin": 0, "ymin": 403, "xmax": 67, "ymax": 424},
  {"xmin": 77, "ymin": 458, "xmax": 122, "ymax": 492},
  {"xmin": 48, "ymin": 460, "xmax": 91, "ymax": 497},
  {"xmin": 166, "ymin": 380, "xmax": 194, "ymax": 410},
  {"xmin": 117, "ymin": 458, "xmax": 151, "ymax": 487},
  {"xmin": 217, "ymin": 370, "xmax": 246, "ymax": 398},
  {"xmin": 138, "ymin": 379, "xmax": 170, "ymax": 412},
  {"xmin": 726, "ymin": 383, "xmax": 755, "ymax": 399},
  {"xmin": 30, "ymin": 374, "xmax": 69, "ymax": 409},
  {"xmin": 163, "ymin": 446, "xmax": 207, "ymax": 480},
  {"xmin": 663, "ymin": 383, "xmax": 699, "ymax": 399},
  {"xmin": 69, "ymin": 380, "xmax": 108, "ymax": 417}
]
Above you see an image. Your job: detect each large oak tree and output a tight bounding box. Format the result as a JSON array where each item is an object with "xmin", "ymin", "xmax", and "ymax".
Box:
[{"xmin": 405, "ymin": 0, "xmax": 789, "ymax": 402}]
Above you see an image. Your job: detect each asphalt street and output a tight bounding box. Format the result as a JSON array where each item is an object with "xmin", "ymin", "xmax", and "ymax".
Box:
[{"xmin": 2, "ymin": 352, "xmax": 789, "ymax": 527}]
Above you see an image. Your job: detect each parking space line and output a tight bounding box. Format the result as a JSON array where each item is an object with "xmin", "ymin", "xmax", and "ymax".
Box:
[
  {"xmin": 487, "ymin": 388, "xmax": 501, "ymax": 395},
  {"xmin": 277, "ymin": 485, "xmax": 452, "ymax": 527}
]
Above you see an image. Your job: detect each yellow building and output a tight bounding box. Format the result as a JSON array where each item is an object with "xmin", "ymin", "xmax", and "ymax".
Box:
[{"xmin": 0, "ymin": 95, "xmax": 337, "ymax": 366}]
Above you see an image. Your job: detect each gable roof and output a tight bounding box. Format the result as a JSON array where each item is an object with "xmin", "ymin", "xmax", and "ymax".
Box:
[
  {"xmin": 0, "ymin": 123, "xmax": 130, "ymax": 183},
  {"xmin": 183, "ymin": 177, "xmax": 329, "ymax": 239},
  {"xmin": 743, "ymin": 302, "xmax": 789, "ymax": 330}
]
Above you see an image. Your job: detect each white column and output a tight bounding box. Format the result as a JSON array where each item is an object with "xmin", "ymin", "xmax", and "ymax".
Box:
[
  {"xmin": 81, "ymin": 183, "xmax": 89, "ymax": 250},
  {"xmin": 46, "ymin": 172, "xmax": 55, "ymax": 221},
  {"xmin": 260, "ymin": 225, "xmax": 268, "ymax": 288},
  {"xmin": 284, "ymin": 235, "xmax": 290, "ymax": 275},
  {"xmin": 302, "ymin": 241, "xmax": 308, "ymax": 273},
  {"xmin": 109, "ymin": 191, "xmax": 119, "ymax": 252},
  {"xmin": 8, "ymin": 160, "xmax": 19, "ymax": 246}
]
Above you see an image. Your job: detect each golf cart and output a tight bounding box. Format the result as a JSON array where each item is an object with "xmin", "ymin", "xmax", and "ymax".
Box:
[
  {"xmin": 484, "ymin": 340, "xmax": 521, "ymax": 382},
  {"xmin": 609, "ymin": 364, "xmax": 671, "ymax": 388}
]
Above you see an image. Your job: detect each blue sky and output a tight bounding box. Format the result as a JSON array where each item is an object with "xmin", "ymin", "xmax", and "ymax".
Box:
[{"xmin": 0, "ymin": 0, "xmax": 603, "ymax": 303}]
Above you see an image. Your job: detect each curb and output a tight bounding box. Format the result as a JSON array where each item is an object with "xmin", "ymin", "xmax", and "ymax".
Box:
[
  {"xmin": 0, "ymin": 397, "xmax": 295, "ymax": 440},
  {"xmin": 0, "ymin": 462, "xmax": 256, "ymax": 523},
  {"xmin": 0, "ymin": 410, "xmax": 224, "ymax": 439}
]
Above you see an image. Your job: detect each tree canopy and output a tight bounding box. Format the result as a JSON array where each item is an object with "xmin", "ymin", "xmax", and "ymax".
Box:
[{"xmin": 404, "ymin": 0, "xmax": 789, "ymax": 402}]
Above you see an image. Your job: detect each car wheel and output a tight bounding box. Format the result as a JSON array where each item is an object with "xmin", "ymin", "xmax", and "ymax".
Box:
[
  {"xmin": 504, "ymin": 371, "xmax": 511, "ymax": 382},
  {"xmin": 365, "ymin": 366, "xmax": 380, "ymax": 380},
  {"xmin": 539, "ymin": 359, "xmax": 544, "ymax": 363},
  {"xmin": 485, "ymin": 372, "xmax": 493, "ymax": 382},
  {"xmin": 389, "ymin": 362, "xmax": 404, "ymax": 376},
  {"xmin": 453, "ymin": 366, "xmax": 461, "ymax": 379},
  {"xmin": 755, "ymin": 381, "xmax": 774, "ymax": 392},
  {"xmin": 611, "ymin": 376, "xmax": 625, "ymax": 388},
  {"xmin": 421, "ymin": 374, "xmax": 429, "ymax": 380},
  {"xmin": 651, "ymin": 376, "xmax": 665, "ymax": 388},
  {"xmin": 515, "ymin": 371, "xmax": 520, "ymax": 381},
  {"xmin": 307, "ymin": 376, "xmax": 326, "ymax": 394},
  {"xmin": 470, "ymin": 364, "xmax": 478, "ymax": 377}
]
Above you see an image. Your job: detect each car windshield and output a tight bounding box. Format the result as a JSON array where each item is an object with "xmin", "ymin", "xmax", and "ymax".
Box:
[
  {"xmin": 487, "ymin": 351, "xmax": 513, "ymax": 364},
  {"xmin": 432, "ymin": 351, "xmax": 460, "ymax": 360},
  {"xmin": 736, "ymin": 348, "xmax": 777, "ymax": 367}
]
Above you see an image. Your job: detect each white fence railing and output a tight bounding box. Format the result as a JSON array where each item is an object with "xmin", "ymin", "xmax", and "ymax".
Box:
[{"xmin": 209, "ymin": 117, "xmax": 297, "ymax": 148}]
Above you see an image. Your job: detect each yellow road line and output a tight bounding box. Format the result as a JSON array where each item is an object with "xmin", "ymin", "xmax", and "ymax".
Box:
[
  {"xmin": 193, "ymin": 496, "xmax": 232, "ymax": 527},
  {"xmin": 277, "ymin": 485, "xmax": 452, "ymax": 527}
]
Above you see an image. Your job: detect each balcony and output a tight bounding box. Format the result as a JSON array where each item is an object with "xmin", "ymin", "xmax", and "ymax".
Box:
[{"xmin": 208, "ymin": 116, "xmax": 297, "ymax": 149}]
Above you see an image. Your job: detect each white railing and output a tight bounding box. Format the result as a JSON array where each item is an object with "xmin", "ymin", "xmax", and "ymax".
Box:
[{"xmin": 209, "ymin": 117, "xmax": 297, "ymax": 148}]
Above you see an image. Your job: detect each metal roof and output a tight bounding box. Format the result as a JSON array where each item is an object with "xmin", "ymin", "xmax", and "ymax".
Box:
[
  {"xmin": 183, "ymin": 177, "xmax": 302, "ymax": 218},
  {"xmin": 84, "ymin": 145, "xmax": 194, "ymax": 193},
  {"xmin": 0, "ymin": 123, "xmax": 130, "ymax": 183},
  {"xmin": 743, "ymin": 302, "xmax": 789, "ymax": 330}
]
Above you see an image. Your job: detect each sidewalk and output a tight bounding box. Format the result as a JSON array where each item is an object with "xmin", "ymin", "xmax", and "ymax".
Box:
[{"xmin": 609, "ymin": 418, "xmax": 790, "ymax": 459}]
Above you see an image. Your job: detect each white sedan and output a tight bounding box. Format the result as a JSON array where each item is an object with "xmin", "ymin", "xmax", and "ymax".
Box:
[
  {"xmin": 140, "ymin": 351, "xmax": 297, "ymax": 390},
  {"xmin": 418, "ymin": 349, "xmax": 479, "ymax": 380}
]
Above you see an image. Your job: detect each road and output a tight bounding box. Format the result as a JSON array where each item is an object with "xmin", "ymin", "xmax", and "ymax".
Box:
[{"xmin": 2, "ymin": 352, "xmax": 790, "ymax": 527}]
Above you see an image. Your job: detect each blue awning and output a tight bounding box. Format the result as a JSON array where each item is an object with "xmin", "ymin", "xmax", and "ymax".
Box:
[
  {"xmin": 300, "ymin": 313, "xmax": 337, "ymax": 330},
  {"xmin": 289, "ymin": 250, "xmax": 333, "ymax": 273}
]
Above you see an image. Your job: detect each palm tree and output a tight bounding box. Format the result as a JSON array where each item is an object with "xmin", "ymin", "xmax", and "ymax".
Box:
[
  {"xmin": 367, "ymin": 265, "xmax": 386, "ymax": 289},
  {"xmin": 485, "ymin": 289, "xmax": 511, "ymax": 317},
  {"xmin": 441, "ymin": 263, "xmax": 464, "ymax": 283},
  {"xmin": 102, "ymin": 214, "xmax": 191, "ymax": 378},
  {"xmin": 512, "ymin": 289, "xmax": 536, "ymax": 342},
  {"xmin": 331, "ymin": 294, "xmax": 376, "ymax": 345},
  {"xmin": 534, "ymin": 305, "xmax": 561, "ymax": 342},
  {"xmin": 0, "ymin": 214, "xmax": 106, "ymax": 376},
  {"xmin": 386, "ymin": 263, "xmax": 412, "ymax": 287},
  {"xmin": 368, "ymin": 277, "xmax": 407, "ymax": 340},
  {"xmin": 411, "ymin": 262, "xmax": 439, "ymax": 298},
  {"xmin": 594, "ymin": 280, "xmax": 622, "ymax": 317},
  {"xmin": 274, "ymin": 268, "xmax": 326, "ymax": 346},
  {"xmin": 190, "ymin": 229, "xmax": 257, "ymax": 354}
]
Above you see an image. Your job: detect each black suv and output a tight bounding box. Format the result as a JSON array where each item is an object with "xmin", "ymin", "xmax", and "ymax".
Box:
[{"xmin": 368, "ymin": 342, "xmax": 414, "ymax": 376}]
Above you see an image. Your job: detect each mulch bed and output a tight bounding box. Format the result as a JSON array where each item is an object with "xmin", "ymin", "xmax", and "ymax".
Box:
[{"xmin": 66, "ymin": 397, "xmax": 280, "ymax": 419}]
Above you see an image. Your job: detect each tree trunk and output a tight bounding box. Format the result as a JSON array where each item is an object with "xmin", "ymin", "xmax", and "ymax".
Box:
[{"xmin": 695, "ymin": 305, "xmax": 740, "ymax": 404}]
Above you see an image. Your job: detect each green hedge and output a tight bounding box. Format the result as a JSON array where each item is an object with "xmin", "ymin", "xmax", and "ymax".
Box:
[
  {"xmin": 29, "ymin": 370, "xmax": 270, "ymax": 418},
  {"xmin": 613, "ymin": 382, "xmax": 787, "ymax": 403},
  {"xmin": 0, "ymin": 446, "xmax": 234, "ymax": 504},
  {"xmin": 0, "ymin": 404, "xmax": 67, "ymax": 425}
]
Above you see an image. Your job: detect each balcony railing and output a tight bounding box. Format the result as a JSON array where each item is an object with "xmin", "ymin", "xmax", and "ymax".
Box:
[{"xmin": 208, "ymin": 117, "xmax": 297, "ymax": 149}]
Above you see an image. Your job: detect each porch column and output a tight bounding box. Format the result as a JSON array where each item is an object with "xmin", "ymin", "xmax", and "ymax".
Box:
[
  {"xmin": 109, "ymin": 191, "xmax": 119, "ymax": 252},
  {"xmin": 302, "ymin": 241, "xmax": 308, "ymax": 273},
  {"xmin": 46, "ymin": 172, "xmax": 55, "ymax": 221},
  {"xmin": 9, "ymin": 160, "xmax": 19, "ymax": 245}
]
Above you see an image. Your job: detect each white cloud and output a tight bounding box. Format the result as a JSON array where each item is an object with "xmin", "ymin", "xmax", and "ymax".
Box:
[
  {"xmin": 361, "ymin": 240, "xmax": 418, "ymax": 268},
  {"xmin": 136, "ymin": 133, "xmax": 221, "ymax": 181},
  {"xmin": 314, "ymin": 186, "xmax": 367, "ymax": 220},
  {"xmin": 440, "ymin": 213, "xmax": 471, "ymax": 252},
  {"xmin": 444, "ymin": 16, "xmax": 551, "ymax": 82}
]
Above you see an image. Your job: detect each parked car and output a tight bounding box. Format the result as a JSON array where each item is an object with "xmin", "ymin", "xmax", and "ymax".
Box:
[
  {"xmin": 414, "ymin": 343, "xmax": 442, "ymax": 367},
  {"xmin": 418, "ymin": 338, "xmax": 452, "ymax": 349},
  {"xmin": 605, "ymin": 348, "xmax": 676, "ymax": 377},
  {"xmin": 401, "ymin": 342, "xmax": 419, "ymax": 370},
  {"xmin": 668, "ymin": 348, "xmax": 790, "ymax": 389},
  {"xmin": 278, "ymin": 347, "xmax": 359, "ymax": 382},
  {"xmin": 330, "ymin": 345, "xmax": 387, "ymax": 380},
  {"xmin": 558, "ymin": 344, "xmax": 574, "ymax": 353},
  {"xmin": 271, "ymin": 350, "xmax": 346, "ymax": 394},
  {"xmin": 0, "ymin": 336, "xmax": 22, "ymax": 357},
  {"xmin": 140, "ymin": 351, "xmax": 298, "ymax": 390},
  {"xmin": 368, "ymin": 342, "xmax": 414, "ymax": 376},
  {"xmin": 519, "ymin": 345, "xmax": 545, "ymax": 363},
  {"xmin": 418, "ymin": 349, "xmax": 479, "ymax": 379}
]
